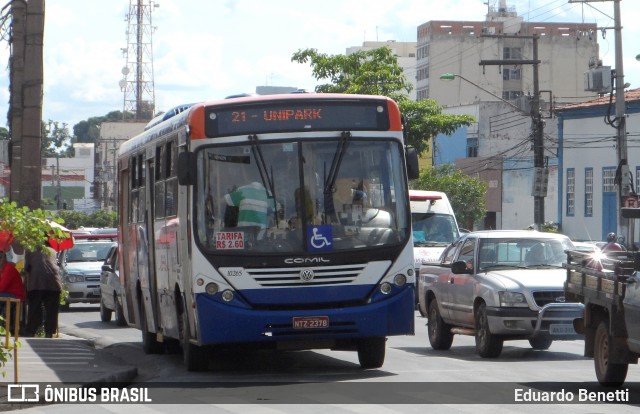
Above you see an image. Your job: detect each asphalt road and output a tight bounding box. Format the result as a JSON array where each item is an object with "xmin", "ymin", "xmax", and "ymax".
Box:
[{"xmin": 47, "ymin": 304, "xmax": 640, "ymax": 413}]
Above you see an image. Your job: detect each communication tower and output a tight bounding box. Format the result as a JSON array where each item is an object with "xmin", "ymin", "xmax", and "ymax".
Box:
[{"xmin": 119, "ymin": 0, "xmax": 158, "ymax": 120}]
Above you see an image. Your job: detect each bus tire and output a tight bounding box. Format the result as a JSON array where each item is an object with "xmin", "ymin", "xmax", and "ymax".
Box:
[
  {"xmin": 181, "ymin": 309, "xmax": 208, "ymax": 372},
  {"xmin": 594, "ymin": 319, "xmax": 628, "ymax": 386},
  {"xmin": 357, "ymin": 337, "xmax": 386, "ymax": 369},
  {"xmin": 140, "ymin": 301, "xmax": 163, "ymax": 354}
]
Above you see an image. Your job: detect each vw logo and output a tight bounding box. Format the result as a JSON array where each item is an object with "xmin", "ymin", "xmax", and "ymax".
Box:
[
  {"xmin": 555, "ymin": 296, "xmax": 566, "ymax": 303},
  {"xmin": 300, "ymin": 269, "xmax": 315, "ymax": 282}
]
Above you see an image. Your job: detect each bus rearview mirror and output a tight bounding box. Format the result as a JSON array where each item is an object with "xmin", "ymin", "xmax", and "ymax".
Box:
[{"xmin": 177, "ymin": 152, "xmax": 197, "ymax": 185}]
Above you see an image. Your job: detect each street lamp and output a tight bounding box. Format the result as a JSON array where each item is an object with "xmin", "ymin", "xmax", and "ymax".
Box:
[{"xmin": 439, "ymin": 73, "xmax": 526, "ymax": 114}]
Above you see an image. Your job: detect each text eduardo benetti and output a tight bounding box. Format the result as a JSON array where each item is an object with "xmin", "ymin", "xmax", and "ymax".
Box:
[{"xmin": 514, "ymin": 388, "xmax": 629, "ymax": 403}]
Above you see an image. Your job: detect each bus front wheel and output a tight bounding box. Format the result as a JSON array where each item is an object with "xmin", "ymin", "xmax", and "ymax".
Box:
[
  {"xmin": 357, "ymin": 337, "xmax": 386, "ymax": 369},
  {"xmin": 181, "ymin": 309, "xmax": 209, "ymax": 372}
]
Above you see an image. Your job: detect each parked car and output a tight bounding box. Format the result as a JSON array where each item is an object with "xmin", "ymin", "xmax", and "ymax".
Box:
[
  {"xmin": 58, "ymin": 235, "xmax": 117, "ymax": 310},
  {"xmin": 418, "ymin": 230, "xmax": 584, "ymax": 358},
  {"xmin": 99, "ymin": 244, "xmax": 126, "ymax": 326},
  {"xmin": 572, "ymin": 241, "xmax": 601, "ymax": 253}
]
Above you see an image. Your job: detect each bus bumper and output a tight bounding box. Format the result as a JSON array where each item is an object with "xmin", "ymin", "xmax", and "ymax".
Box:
[{"xmin": 195, "ymin": 285, "xmax": 415, "ymax": 346}]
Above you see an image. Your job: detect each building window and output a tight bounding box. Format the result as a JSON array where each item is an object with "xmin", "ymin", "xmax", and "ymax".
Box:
[
  {"xmin": 636, "ymin": 167, "xmax": 640, "ymax": 194},
  {"xmin": 502, "ymin": 67, "xmax": 521, "ymax": 80},
  {"xmin": 503, "ymin": 47, "xmax": 522, "ymax": 60},
  {"xmin": 502, "ymin": 90, "xmax": 523, "ymax": 101},
  {"xmin": 566, "ymin": 168, "xmax": 575, "ymax": 216},
  {"xmin": 467, "ymin": 137, "xmax": 478, "ymax": 158},
  {"xmin": 603, "ymin": 167, "xmax": 616, "ymax": 192},
  {"xmin": 585, "ymin": 168, "xmax": 593, "ymax": 217},
  {"xmin": 417, "ymin": 88, "xmax": 429, "ymax": 101}
]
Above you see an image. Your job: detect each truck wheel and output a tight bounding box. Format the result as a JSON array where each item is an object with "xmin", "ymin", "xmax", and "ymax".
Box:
[
  {"xmin": 475, "ymin": 303, "xmax": 503, "ymax": 358},
  {"xmin": 140, "ymin": 301, "xmax": 163, "ymax": 354},
  {"xmin": 99, "ymin": 297, "xmax": 112, "ymax": 322},
  {"xmin": 428, "ymin": 299, "xmax": 453, "ymax": 350},
  {"xmin": 528, "ymin": 335, "xmax": 553, "ymax": 350},
  {"xmin": 180, "ymin": 307, "xmax": 209, "ymax": 371},
  {"xmin": 357, "ymin": 337, "xmax": 386, "ymax": 369},
  {"xmin": 594, "ymin": 319, "xmax": 628, "ymax": 386}
]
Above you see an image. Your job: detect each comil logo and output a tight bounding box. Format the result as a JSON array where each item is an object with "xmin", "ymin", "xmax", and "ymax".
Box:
[{"xmin": 7, "ymin": 384, "xmax": 40, "ymax": 402}]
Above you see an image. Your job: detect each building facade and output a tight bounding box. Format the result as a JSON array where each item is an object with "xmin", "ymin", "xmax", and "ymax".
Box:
[
  {"xmin": 417, "ymin": 3, "xmax": 599, "ymax": 107},
  {"xmin": 556, "ymin": 89, "xmax": 640, "ymax": 243},
  {"xmin": 95, "ymin": 121, "xmax": 147, "ymax": 211}
]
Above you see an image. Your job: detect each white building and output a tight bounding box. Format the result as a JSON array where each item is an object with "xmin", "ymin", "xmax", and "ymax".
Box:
[
  {"xmin": 42, "ymin": 143, "xmax": 96, "ymax": 211},
  {"xmin": 556, "ymin": 89, "xmax": 640, "ymax": 243}
]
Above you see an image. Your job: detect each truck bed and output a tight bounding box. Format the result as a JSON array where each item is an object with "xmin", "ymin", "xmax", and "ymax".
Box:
[{"xmin": 564, "ymin": 250, "xmax": 638, "ymax": 307}]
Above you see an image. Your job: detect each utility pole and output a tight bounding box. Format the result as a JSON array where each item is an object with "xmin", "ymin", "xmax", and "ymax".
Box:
[
  {"xmin": 9, "ymin": 0, "xmax": 45, "ymax": 210},
  {"xmin": 480, "ymin": 34, "xmax": 545, "ymax": 229},
  {"xmin": 569, "ymin": 0, "xmax": 629, "ymax": 242}
]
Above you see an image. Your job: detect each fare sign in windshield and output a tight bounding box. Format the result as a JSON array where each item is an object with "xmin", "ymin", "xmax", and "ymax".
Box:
[{"xmin": 205, "ymin": 100, "xmax": 389, "ymax": 137}]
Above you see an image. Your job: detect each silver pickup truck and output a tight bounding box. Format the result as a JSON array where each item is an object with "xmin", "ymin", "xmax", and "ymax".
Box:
[{"xmin": 418, "ymin": 230, "xmax": 584, "ymax": 358}]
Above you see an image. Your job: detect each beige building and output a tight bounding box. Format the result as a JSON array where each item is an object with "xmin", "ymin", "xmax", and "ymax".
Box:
[
  {"xmin": 417, "ymin": 2, "xmax": 600, "ymax": 107},
  {"xmin": 347, "ymin": 40, "xmax": 417, "ymax": 101}
]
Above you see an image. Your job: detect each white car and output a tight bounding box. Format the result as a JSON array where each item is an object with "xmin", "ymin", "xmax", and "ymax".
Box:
[
  {"xmin": 418, "ymin": 230, "xmax": 584, "ymax": 358},
  {"xmin": 99, "ymin": 244, "xmax": 127, "ymax": 326}
]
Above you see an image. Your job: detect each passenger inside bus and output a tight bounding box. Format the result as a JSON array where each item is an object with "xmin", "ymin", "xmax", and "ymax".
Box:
[{"xmin": 223, "ymin": 165, "xmax": 273, "ymax": 240}]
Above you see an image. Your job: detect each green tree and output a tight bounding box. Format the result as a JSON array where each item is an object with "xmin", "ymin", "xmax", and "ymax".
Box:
[
  {"xmin": 292, "ymin": 47, "xmax": 413, "ymax": 101},
  {"xmin": 56, "ymin": 210, "xmax": 117, "ymax": 229},
  {"xmin": 291, "ymin": 47, "xmax": 474, "ymax": 155},
  {"xmin": 42, "ymin": 120, "xmax": 72, "ymax": 158},
  {"xmin": 398, "ymin": 100, "xmax": 474, "ymax": 155},
  {"xmin": 72, "ymin": 110, "xmax": 133, "ymax": 144},
  {"xmin": 0, "ymin": 127, "xmax": 9, "ymax": 140},
  {"xmin": 412, "ymin": 164, "xmax": 487, "ymax": 230}
]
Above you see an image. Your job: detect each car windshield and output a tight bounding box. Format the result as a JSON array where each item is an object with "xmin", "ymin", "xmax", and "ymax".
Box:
[
  {"xmin": 412, "ymin": 213, "xmax": 459, "ymax": 246},
  {"xmin": 66, "ymin": 242, "xmax": 114, "ymax": 262},
  {"xmin": 478, "ymin": 237, "xmax": 573, "ymax": 271}
]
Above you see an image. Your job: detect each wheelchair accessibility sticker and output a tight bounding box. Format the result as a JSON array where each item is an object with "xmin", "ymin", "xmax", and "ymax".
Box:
[{"xmin": 307, "ymin": 225, "xmax": 333, "ymax": 251}]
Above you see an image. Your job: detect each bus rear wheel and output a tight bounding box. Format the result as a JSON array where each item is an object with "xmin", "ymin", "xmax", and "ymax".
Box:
[
  {"xmin": 357, "ymin": 337, "xmax": 386, "ymax": 369},
  {"xmin": 181, "ymin": 309, "xmax": 209, "ymax": 372}
]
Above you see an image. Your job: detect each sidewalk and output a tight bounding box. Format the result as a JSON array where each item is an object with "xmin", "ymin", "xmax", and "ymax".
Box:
[{"xmin": 0, "ymin": 332, "xmax": 137, "ymax": 386}]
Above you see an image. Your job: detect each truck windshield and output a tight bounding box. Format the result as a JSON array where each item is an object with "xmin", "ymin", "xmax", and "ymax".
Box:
[{"xmin": 194, "ymin": 138, "xmax": 409, "ymax": 254}]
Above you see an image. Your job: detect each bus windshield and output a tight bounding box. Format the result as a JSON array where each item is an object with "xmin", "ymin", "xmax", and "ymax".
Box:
[{"xmin": 195, "ymin": 137, "xmax": 409, "ymax": 254}]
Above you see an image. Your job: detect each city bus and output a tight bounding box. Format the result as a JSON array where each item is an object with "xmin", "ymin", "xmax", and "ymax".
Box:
[{"xmin": 116, "ymin": 93, "xmax": 419, "ymax": 371}]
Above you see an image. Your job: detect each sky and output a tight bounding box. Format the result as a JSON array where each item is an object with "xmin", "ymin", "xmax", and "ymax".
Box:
[{"xmin": 0, "ymin": 0, "xmax": 638, "ymax": 131}]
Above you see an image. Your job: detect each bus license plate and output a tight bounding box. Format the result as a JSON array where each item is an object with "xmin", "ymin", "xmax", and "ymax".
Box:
[
  {"xmin": 293, "ymin": 316, "xmax": 329, "ymax": 329},
  {"xmin": 549, "ymin": 324, "xmax": 575, "ymax": 335}
]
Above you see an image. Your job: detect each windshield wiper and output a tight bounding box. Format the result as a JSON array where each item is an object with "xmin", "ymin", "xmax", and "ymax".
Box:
[
  {"xmin": 323, "ymin": 131, "xmax": 350, "ymax": 196},
  {"xmin": 481, "ymin": 264, "xmax": 528, "ymax": 271}
]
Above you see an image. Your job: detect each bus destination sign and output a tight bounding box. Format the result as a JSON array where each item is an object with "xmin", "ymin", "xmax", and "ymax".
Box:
[{"xmin": 204, "ymin": 101, "xmax": 389, "ymax": 137}]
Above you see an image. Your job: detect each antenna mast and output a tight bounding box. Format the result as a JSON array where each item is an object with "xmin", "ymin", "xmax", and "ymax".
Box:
[{"xmin": 120, "ymin": 0, "xmax": 158, "ymax": 121}]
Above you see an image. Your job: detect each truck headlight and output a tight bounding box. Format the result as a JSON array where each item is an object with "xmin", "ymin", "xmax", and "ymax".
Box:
[
  {"xmin": 499, "ymin": 291, "xmax": 528, "ymax": 307},
  {"xmin": 66, "ymin": 274, "xmax": 85, "ymax": 283}
]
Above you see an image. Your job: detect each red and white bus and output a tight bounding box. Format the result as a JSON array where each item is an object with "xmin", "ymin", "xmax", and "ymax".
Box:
[{"xmin": 117, "ymin": 93, "xmax": 419, "ymax": 371}]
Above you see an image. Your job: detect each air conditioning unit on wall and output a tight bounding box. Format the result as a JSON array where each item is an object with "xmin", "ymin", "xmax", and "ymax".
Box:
[{"xmin": 584, "ymin": 66, "xmax": 612, "ymax": 93}]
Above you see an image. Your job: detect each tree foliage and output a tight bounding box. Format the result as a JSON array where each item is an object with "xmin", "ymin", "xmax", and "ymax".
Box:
[
  {"xmin": 291, "ymin": 46, "xmax": 474, "ymax": 155},
  {"xmin": 411, "ymin": 164, "xmax": 487, "ymax": 229},
  {"xmin": 55, "ymin": 210, "xmax": 117, "ymax": 229},
  {"xmin": 292, "ymin": 47, "xmax": 413, "ymax": 100},
  {"xmin": 0, "ymin": 198, "xmax": 66, "ymax": 252},
  {"xmin": 398, "ymin": 100, "xmax": 474, "ymax": 155},
  {"xmin": 42, "ymin": 120, "xmax": 72, "ymax": 158},
  {"xmin": 72, "ymin": 110, "xmax": 131, "ymax": 144}
]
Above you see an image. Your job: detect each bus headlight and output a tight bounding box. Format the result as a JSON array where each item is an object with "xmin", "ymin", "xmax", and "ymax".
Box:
[
  {"xmin": 221, "ymin": 290, "xmax": 235, "ymax": 302},
  {"xmin": 407, "ymin": 268, "xmax": 414, "ymax": 277},
  {"xmin": 394, "ymin": 274, "xmax": 407, "ymax": 286},
  {"xmin": 205, "ymin": 283, "xmax": 219, "ymax": 296},
  {"xmin": 380, "ymin": 282, "xmax": 392, "ymax": 295}
]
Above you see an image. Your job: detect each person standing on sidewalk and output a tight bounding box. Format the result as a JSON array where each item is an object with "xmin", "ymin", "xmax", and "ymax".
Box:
[{"xmin": 23, "ymin": 241, "xmax": 62, "ymax": 338}]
